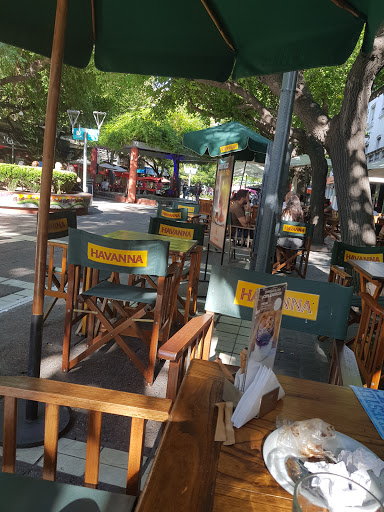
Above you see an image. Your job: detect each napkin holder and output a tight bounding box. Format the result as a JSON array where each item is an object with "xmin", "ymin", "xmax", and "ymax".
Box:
[{"xmin": 258, "ymin": 387, "xmax": 279, "ymax": 418}]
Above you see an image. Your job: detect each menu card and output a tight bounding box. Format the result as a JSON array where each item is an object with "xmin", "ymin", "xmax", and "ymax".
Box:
[
  {"xmin": 351, "ymin": 386, "xmax": 384, "ymax": 440},
  {"xmin": 231, "ymin": 283, "xmax": 287, "ymax": 428},
  {"xmin": 243, "ymin": 282, "xmax": 287, "ymax": 391}
]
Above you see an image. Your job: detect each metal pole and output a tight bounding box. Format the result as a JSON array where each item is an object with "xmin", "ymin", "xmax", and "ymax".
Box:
[
  {"xmin": 253, "ymin": 71, "xmax": 298, "ymax": 273},
  {"xmin": 83, "ymin": 128, "xmax": 88, "ymax": 192},
  {"xmin": 11, "ymin": 141, "xmax": 14, "ymax": 164}
]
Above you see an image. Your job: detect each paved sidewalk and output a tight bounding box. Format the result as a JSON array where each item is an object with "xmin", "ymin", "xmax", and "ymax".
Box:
[{"xmin": 0, "ymin": 199, "xmax": 340, "ymax": 491}]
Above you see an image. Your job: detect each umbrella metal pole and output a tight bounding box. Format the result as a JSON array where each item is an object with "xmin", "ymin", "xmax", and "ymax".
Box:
[
  {"xmin": 252, "ymin": 71, "xmax": 297, "ymax": 273},
  {"xmin": 83, "ymin": 129, "xmax": 88, "ymax": 192},
  {"xmin": 27, "ymin": 0, "xmax": 68, "ymax": 421}
]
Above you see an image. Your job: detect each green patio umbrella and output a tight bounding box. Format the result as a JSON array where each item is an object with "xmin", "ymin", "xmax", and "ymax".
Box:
[
  {"xmin": 1, "ymin": 1, "xmax": 383, "ymax": 80},
  {"xmin": 182, "ymin": 122, "xmax": 270, "ymax": 163},
  {"xmin": 0, "ymin": 0, "xmax": 383, "ymax": 427}
]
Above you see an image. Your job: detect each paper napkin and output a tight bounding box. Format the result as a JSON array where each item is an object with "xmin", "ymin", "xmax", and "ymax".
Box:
[{"xmin": 231, "ymin": 364, "xmax": 284, "ymax": 429}]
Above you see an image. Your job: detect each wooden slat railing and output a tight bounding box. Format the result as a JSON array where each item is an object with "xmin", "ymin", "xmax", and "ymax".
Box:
[{"xmin": 0, "ymin": 376, "xmax": 172, "ymax": 496}]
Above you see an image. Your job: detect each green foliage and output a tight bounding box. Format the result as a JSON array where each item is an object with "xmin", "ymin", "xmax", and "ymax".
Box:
[
  {"xmin": 0, "ymin": 163, "xmax": 77, "ymax": 193},
  {"xmin": 52, "ymin": 170, "xmax": 78, "ymax": 193},
  {"xmin": 180, "ymin": 163, "xmax": 217, "ymax": 187},
  {"xmin": 99, "ymin": 108, "xmax": 207, "ymax": 156}
]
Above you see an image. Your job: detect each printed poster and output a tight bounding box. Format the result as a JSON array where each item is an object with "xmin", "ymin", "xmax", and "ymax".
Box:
[
  {"xmin": 209, "ymin": 155, "xmax": 234, "ymax": 250},
  {"xmin": 244, "ymin": 283, "xmax": 287, "ymax": 390}
]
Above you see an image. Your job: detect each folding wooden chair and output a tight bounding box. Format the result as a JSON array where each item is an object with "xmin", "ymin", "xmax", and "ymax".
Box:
[
  {"xmin": 351, "ymin": 292, "xmax": 384, "ymax": 388},
  {"xmin": 63, "ymin": 228, "xmax": 180, "ymax": 385},
  {"xmin": 227, "ymin": 212, "xmax": 255, "ymax": 262},
  {"xmin": 148, "ymin": 216, "xmax": 205, "ymax": 324},
  {"xmin": 156, "ymin": 206, "xmax": 188, "ymax": 221},
  {"xmin": 198, "ymin": 198, "xmax": 213, "ymax": 230},
  {"xmin": 158, "ymin": 265, "xmax": 353, "ymax": 399},
  {"xmin": 272, "ymin": 220, "xmax": 313, "ymax": 278},
  {"xmin": 0, "ymin": 375, "xmax": 171, "ymax": 503},
  {"xmin": 326, "ymin": 241, "xmax": 384, "ymax": 333},
  {"xmin": 43, "ymin": 210, "xmax": 77, "ymax": 322},
  {"xmin": 171, "ymin": 200, "xmax": 200, "ymax": 216}
]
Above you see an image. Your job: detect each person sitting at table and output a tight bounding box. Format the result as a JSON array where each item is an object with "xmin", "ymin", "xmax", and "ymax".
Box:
[
  {"xmin": 324, "ymin": 198, "xmax": 332, "ymax": 214},
  {"xmin": 276, "ymin": 195, "xmax": 304, "ymax": 273},
  {"xmin": 229, "ymin": 189, "xmax": 253, "ymax": 243}
]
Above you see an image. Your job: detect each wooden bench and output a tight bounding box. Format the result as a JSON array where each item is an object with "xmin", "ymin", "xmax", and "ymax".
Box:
[{"xmin": 0, "ymin": 376, "xmax": 172, "ymax": 498}]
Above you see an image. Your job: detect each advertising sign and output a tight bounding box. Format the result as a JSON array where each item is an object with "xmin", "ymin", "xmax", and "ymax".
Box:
[
  {"xmin": 209, "ymin": 155, "xmax": 234, "ymax": 250},
  {"xmin": 244, "ymin": 283, "xmax": 287, "ymax": 389}
]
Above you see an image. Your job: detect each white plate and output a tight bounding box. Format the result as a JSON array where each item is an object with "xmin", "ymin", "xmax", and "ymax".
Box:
[{"xmin": 263, "ymin": 426, "xmax": 384, "ymax": 501}]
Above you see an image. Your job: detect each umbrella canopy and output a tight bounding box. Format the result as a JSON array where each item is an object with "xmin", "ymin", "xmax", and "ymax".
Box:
[
  {"xmin": 183, "ymin": 122, "xmax": 270, "ymax": 162},
  {"xmin": 1, "ymin": 1, "xmax": 383, "ymax": 81}
]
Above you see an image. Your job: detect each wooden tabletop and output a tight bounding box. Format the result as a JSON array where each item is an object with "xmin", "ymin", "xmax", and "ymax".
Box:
[
  {"xmin": 105, "ymin": 230, "xmax": 198, "ymax": 256},
  {"xmin": 348, "ymin": 260, "xmax": 384, "ymax": 281},
  {"xmin": 137, "ymin": 359, "xmax": 384, "ymax": 512}
]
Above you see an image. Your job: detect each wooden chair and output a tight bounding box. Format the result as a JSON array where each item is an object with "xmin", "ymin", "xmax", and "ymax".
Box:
[
  {"xmin": 198, "ymin": 198, "xmax": 212, "ymax": 217},
  {"xmin": 149, "ymin": 216, "xmax": 205, "ymax": 324},
  {"xmin": 324, "ymin": 210, "xmax": 340, "ymax": 241},
  {"xmin": 227, "ymin": 212, "xmax": 255, "ymax": 262},
  {"xmin": 327, "ymin": 241, "xmax": 384, "ymax": 316},
  {"xmin": 62, "ymin": 228, "xmax": 180, "ymax": 385},
  {"xmin": 250, "ymin": 204, "xmax": 258, "ymax": 224},
  {"xmin": 329, "ymin": 292, "xmax": 384, "ymax": 389},
  {"xmin": 0, "ymin": 375, "xmax": 171, "ymax": 503},
  {"xmin": 43, "ymin": 210, "xmax": 77, "ymax": 322},
  {"xmin": 272, "ymin": 220, "xmax": 313, "ymax": 278},
  {"xmin": 156, "ymin": 206, "xmax": 188, "ymax": 221},
  {"xmin": 159, "ymin": 265, "xmax": 353, "ymax": 400},
  {"xmin": 198, "ymin": 198, "xmax": 213, "ymax": 230}
]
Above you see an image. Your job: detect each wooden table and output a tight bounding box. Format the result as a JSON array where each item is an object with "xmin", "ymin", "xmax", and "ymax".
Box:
[
  {"xmin": 137, "ymin": 359, "xmax": 384, "ymax": 511},
  {"xmin": 0, "ymin": 471, "xmax": 135, "ymax": 512},
  {"xmin": 105, "ymin": 229, "xmax": 198, "ymax": 258},
  {"xmin": 348, "ymin": 260, "xmax": 384, "ymax": 299},
  {"xmin": 105, "ymin": 230, "xmax": 201, "ymax": 324}
]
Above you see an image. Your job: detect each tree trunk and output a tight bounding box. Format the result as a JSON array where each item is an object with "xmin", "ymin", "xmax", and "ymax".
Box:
[
  {"xmin": 303, "ymin": 136, "xmax": 328, "ymax": 245},
  {"xmin": 327, "ymin": 119, "xmax": 376, "ymax": 245}
]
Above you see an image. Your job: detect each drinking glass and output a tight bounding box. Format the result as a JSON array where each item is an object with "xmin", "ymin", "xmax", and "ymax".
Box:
[{"xmin": 292, "ymin": 472, "xmax": 384, "ymax": 512}]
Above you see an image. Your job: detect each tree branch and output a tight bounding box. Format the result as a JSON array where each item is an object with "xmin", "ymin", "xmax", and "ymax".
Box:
[{"xmin": 0, "ymin": 58, "xmax": 50, "ymax": 87}]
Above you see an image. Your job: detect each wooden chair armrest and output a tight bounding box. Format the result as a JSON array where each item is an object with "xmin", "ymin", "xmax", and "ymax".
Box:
[
  {"xmin": 0, "ymin": 376, "xmax": 172, "ymax": 422},
  {"xmin": 330, "ymin": 264, "xmax": 352, "ymax": 280},
  {"xmin": 158, "ymin": 313, "xmax": 214, "ymax": 362}
]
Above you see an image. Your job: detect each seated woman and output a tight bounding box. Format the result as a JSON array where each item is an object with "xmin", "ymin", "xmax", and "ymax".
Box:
[{"xmin": 276, "ymin": 195, "xmax": 304, "ymax": 273}]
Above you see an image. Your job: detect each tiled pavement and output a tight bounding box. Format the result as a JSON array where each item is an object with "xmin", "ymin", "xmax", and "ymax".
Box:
[{"xmin": 0, "ymin": 438, "xmax": 152, "ymax": 491}]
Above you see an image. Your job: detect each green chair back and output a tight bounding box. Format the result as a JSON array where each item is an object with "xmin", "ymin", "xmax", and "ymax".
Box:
[
  {"xmin": 171, "ymin": 200, "xmax": 200, "ymax": 214},
  {"xmin": 205, "ymin": 266, "xmax": 353, "ymax": 340},
  {"xmin": 278, "ymin": 220, "xmax": 314, "ymax": 239},
  {"xmin": 68, "ymin": 228, "xmax": 170, "ymax": 276},
  {"xmin": 148, "ymin": 216, "xmax": 205, "ymax": 246},
  {"xmin": 157, "ymin": 206, "xmax": 188, "ymax": 221},
  {"xmin": 331, "ymin": 241, "xmax": 384, "ymax": 274},
  {"xmin": 39, "ymin": 210, "xmax": 77, "ymax": 239}
]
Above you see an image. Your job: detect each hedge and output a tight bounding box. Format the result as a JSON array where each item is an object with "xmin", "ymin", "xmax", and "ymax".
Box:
[{"xmin": 0, "ymin": 163, "xmax": 78, "ymax": 193}]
